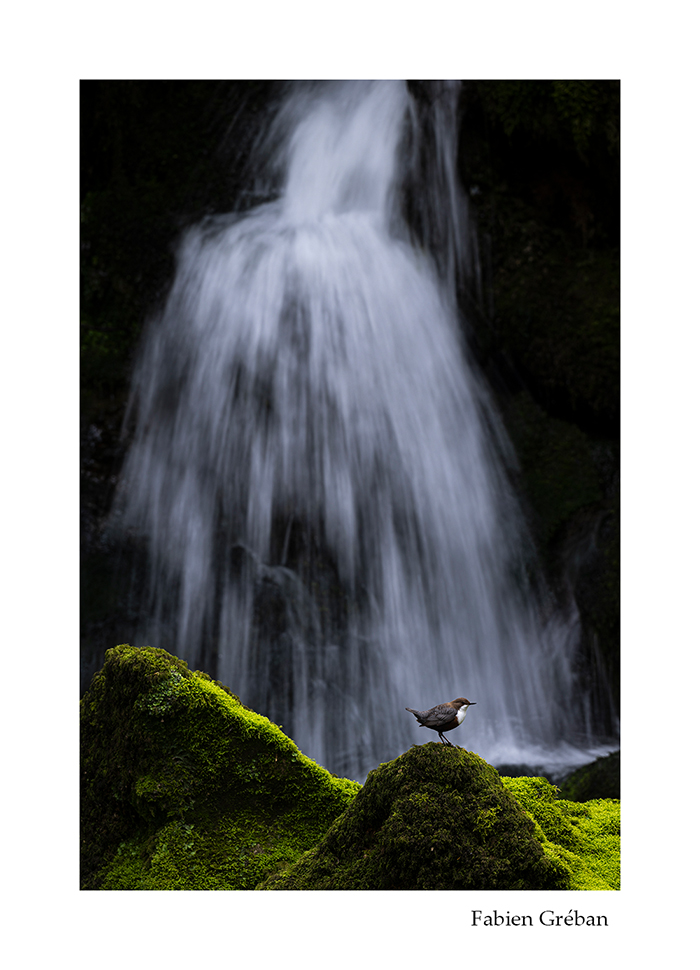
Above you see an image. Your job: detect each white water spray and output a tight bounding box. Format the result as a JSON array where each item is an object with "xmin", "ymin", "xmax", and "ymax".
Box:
[{"xmin": 117, "ymin": 81, "xmax": 596, "ymax": 779}]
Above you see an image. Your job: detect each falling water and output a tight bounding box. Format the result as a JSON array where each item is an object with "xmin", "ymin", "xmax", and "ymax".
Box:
[{"xmin": 116, "ymin": 81, "xmax": 604, "ymax": 780}]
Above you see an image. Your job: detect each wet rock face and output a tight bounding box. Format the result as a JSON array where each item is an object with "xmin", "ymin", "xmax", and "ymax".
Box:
[{"xmin": 261, "ymin": 743, "xmax": 571, "ymax": 890}]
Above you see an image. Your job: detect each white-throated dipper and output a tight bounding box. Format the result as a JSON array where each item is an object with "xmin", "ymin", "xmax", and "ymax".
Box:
[{"xmin": 405, "ymin": 697, "xmax": 476, "ymax": 746}]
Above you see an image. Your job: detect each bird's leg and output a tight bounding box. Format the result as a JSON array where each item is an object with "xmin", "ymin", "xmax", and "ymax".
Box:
[{"xmin": 438, "ymin": 733, "xmax": 453, "ymax": 747}]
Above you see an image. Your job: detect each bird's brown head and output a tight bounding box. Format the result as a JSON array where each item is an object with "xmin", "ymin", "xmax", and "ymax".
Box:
[{"xmin": 453, "ymin": 697, "xmax": 475, "ymax": 707}]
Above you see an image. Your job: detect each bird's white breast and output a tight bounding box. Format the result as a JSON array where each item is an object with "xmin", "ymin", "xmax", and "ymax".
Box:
[{"xmin": 455, "ymin": 704, "xmax": 469, "ymax": 725}]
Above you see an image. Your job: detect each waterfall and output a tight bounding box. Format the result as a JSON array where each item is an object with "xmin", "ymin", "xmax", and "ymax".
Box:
[{"xmin": 115, "ymin": 80, "xmax": 601, "ymax": 780}]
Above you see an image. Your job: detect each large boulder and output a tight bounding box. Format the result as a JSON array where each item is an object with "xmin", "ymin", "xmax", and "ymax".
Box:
[
  {"xmin": 260, "ymin": 743, "xmax": 570, "ymax": 890},
  {"xmin": 80, "ymin": 644, "xmax": 360, "ymax": 889}
]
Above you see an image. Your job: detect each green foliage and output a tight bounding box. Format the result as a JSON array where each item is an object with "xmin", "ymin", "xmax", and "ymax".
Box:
[{"xmin": 502, "ymin": 776, "xmax": 620, "ymax": 890}]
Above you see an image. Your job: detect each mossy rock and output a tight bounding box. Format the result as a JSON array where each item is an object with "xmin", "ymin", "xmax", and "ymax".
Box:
[
  {"xmin": 558, "ymin": 750, "xmax": 620, "ymax": 802},
  {"xmin": 81, "ymin": 645, "xmax": 619, "ymax": 891},
  {"xmin": 80, "ymin": 644, "xmax": 360, "ymax": 889},
  {"xmin": 259, "ymin": 743, "xmax": 571, "ymax": 890},
  {"xmin": 502, "ymin": 775, "xmax": 620, "ymax": 889}
]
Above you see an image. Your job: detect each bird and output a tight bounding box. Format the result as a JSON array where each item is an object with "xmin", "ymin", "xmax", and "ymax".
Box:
[{"xmin": 405, "ymin": 697, "xmax": 476, "ymax": 747}]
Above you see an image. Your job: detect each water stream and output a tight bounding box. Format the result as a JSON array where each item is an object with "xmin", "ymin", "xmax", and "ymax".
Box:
[{"xmin": 115, "ymin": 81, "xmax": 608, "ymax": 780}]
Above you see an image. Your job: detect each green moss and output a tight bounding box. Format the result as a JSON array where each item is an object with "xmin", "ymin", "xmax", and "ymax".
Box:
[
  {"xmin": 260, "ymin": 744, "xmax": 570, "ymax": 890},
  {"xmin": 502, "ymin": 776, "xmax": 620, "ymax": 890},
  {"xmin": 98, "ymin": 807, "xmax": 350, "ymax": 891},
  {"xmin": 82, "ymin": 646, "xmax": 619, "ymax": 891},
  {"xmin": 81, "ymin": 644, "xmax": 360, "ymax": 889}
]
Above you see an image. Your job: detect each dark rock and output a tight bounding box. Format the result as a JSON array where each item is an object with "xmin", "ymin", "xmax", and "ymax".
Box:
[{"xmin": 558, "ymin": 750, "xmax": 620, "ymax": 801}]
